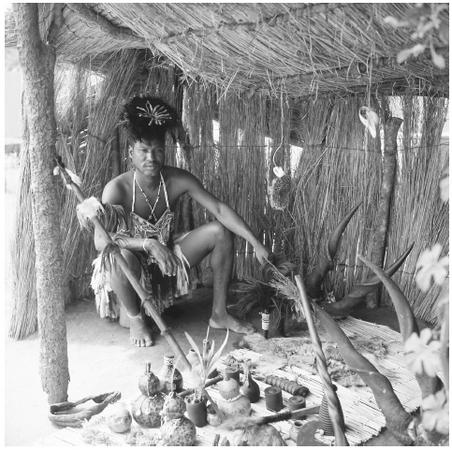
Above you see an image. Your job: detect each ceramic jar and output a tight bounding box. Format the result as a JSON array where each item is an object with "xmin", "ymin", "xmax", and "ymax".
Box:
[{"xmin": 240, "ymin": 365, "xmax": 260, "ymax": 403}]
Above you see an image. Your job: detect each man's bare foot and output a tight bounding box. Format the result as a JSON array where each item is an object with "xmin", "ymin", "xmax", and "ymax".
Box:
[
  {"xmin": 209, "ymin": 313, "xmax": 255, "ymax": 334},
  {"xmin": 129, "ymin": 314, "xmax": 154, "ymax": 347}
]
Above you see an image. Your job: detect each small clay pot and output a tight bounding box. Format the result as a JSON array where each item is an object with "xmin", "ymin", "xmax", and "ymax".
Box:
[
  {"xmin": 264, "ymin": 386, "xmax": 284, "ymax": 412},
  {"xmin": 287, "ymin": 395, "xmax": 306, "ymax": 411},
  {"xmin": 289, "ymin": 420, "xmax": 304, "ymax": 441},
  {"xmin": 185, "ymin": 398, "xmax": 207, "ymax": 427}
]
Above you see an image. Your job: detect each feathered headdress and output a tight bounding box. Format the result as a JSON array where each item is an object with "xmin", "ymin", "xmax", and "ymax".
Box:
[{"xmin": 120, "ymin": 95, "xmax": 179, "ymax": 142}]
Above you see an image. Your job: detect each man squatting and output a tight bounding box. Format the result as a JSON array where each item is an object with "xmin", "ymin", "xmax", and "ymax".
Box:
[{"xmin": 91, "ymin": 95, "xmax": 269, "ymax": 347}]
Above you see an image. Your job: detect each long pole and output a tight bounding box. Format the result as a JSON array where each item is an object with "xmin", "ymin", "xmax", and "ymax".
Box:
[
  {"xmin": 55, "ymin": 158, "xmax": 191, "ymax": 370},
  {"xmin": 294, "ymin": 275, "xmax": 348, "ymax": 446}
]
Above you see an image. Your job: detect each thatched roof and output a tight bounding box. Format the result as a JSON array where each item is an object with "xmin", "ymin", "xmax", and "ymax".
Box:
[{"xmin": 6, "ymin": 3, "xmax": 449, "ymax": 98}]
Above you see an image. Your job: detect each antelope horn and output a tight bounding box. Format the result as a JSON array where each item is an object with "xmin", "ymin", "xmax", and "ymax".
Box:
[
  {"xmin": 327, "ymin": 202, "xmax": 362, "ymax": 260},
  {"xmin": 358, "ymin": 254, "xmax": 442, "ymax": 398},
  {"xmin": 315, "ymin": 305, "xmax": 414, "ymax": 445},
  {"xmin": 305, "ymin": 202, "xmax": 361, "ymax": 298},
  {"xmin": 358, "ymin": 255, "xmax": 417, "ymax": 340},
  {"xmin": 358, "ymin": 242, "xmax": 414, "ymax": 287},
  {"xmin": 325, "ymin": 243, "xmax": 414, "ymax": 315}
]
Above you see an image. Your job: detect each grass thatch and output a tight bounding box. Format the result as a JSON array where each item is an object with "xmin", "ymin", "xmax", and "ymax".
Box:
[{"xmin": 6, "ymin": 4, "xmax": 449, "ymax": 98}]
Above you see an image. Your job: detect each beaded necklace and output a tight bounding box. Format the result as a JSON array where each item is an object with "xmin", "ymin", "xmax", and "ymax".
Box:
[{"xmin": 134, "ymin": 173, "xmax": 162, "ymax": 222}]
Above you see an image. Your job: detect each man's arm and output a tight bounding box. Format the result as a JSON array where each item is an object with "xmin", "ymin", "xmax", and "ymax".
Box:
[
  {"xmin": 94, "ymin": 179, "xmax": 180, "ymax": 276},
  {"xmin": 180, "ymin": 171, "xmax": 269, "ymax": 263}
]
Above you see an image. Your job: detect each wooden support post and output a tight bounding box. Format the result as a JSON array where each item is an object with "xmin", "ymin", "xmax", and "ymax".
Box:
[
  {"xmin": 366, "ymin": 115, "xmax": 403, "ymax": 308},
  {"xmin": 13, "ymin": 3, "xmax": 69, "ymax": 403}
]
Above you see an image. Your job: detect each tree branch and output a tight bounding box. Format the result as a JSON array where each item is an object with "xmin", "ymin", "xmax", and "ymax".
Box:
[{"xmin": 66, "ymin": 3, "xmax": 145, "ymax": 44}]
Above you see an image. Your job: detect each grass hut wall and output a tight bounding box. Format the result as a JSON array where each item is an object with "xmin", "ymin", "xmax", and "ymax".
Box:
[{"xmin": 7, "ymin": 3, "xmax": 448, "ymax": 337}]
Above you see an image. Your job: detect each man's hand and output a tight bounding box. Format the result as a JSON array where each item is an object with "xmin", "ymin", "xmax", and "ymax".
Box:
[
  {"xmin": 144, "ymin": 239, "xmax": 181, "ymax": 277},
  {"xmin": 254, "ymin": 242, "xmax": 269, "ymax": 265}
]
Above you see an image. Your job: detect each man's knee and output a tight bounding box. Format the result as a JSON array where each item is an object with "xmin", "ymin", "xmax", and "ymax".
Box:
[
  {"xmin": 211, "ymin": 221, "xmax": 233, "ymax": 247},
  {"xmin": 111, "ymin": 248, "xmax": 141, "ymax": 280}
]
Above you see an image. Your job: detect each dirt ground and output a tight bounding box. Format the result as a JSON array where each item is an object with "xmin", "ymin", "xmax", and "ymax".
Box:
[{"xmin": 4, "ymin": 153, "xmax": 403, "ymax": 446}]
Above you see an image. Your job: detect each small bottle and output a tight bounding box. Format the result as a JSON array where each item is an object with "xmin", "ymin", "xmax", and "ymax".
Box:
[{"xmin": 158, "ymin": 354, "xmax": 183, "ymax": 393}]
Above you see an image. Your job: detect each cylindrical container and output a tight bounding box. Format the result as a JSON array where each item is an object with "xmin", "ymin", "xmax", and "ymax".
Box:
[
  {"xmin": 185, "ymin": 398, "xmax": 208, "ymax": 427},
  {"xmin": 224, "ymin": 366, "xmax": 240, "ymax": 383},
  {"xmin": 289, "ymin": 420, "xmax": 304, "ymax": 441},
  {"xmin": 264, "ymin": 386, "xmax": 284, "ymax": 412},
  {"xmin": 186, "ymin": 348, "xmax": 199, "ymax": 368},
  {"xmin": 261, "ymin": 310, "xmax": 270, "ymax": 339},
  {"xmin": 287, "ymin": 395, "xmax": 306, "ymax": 411}
]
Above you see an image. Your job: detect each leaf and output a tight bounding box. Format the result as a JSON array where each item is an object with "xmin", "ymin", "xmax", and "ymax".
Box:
[
  {"xmin": 431, "ymin": 45, "xmax": 446, "ymax": 69},
  {"xmin": 404, "ymin": 329, "xmax": 442, "ymax": 377},
  {"xmin": 422, "ymin": 389, "xmax": 449, "ymax": 434},
  {"xmin": 439, "ymin": 22, "xmax": 449, "ymax": 44},
  {"xmin": 397, "ymin": 43, "xmax": 426, "ymax": 64},
  {"xmin": 206, "ymin": 329, "xmax": 230, "ymax": 375},
  {"xmin": 383, "ymin": 16, "xmax": 409, "ymax": 27},
  {"xmin": 415, "ymin": 244, "xmax": 449, "ymax": 292}
]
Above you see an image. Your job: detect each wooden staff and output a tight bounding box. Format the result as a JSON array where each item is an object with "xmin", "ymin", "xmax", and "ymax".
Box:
[
  {"xmin": 294, "ymin": 275, "xmax": 348, "ymax": 446},
  {"xmin": 54, "ymin": 157, "xmax": 191, "ymax": 371}
]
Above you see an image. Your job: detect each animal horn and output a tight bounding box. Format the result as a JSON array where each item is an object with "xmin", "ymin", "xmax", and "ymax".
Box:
[
  {"xmin": 327, "ymin": 202, "xmax": 362, "ymax": 260},
  {"xmin": 305, "ymin": 203, "xmax": 361, "ymax": 298},
  {"xmin": 315, "ymin": 305, "xmax": 414, "ymax": 445},
  {"xmin": 358, "ymin": 255, "xmax": 417, "ymax": 341},
  {"xmin": 325, "ymin": 243, "xmax": 414, "ymax": 315},
  {"xmin": 358, "ymin": 255, "xmax": 443, "ymax": 398}
]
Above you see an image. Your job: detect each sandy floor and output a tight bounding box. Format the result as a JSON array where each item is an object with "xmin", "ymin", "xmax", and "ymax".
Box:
[{"xmin": 5, "ymin": 288, "xmax": 241, "ymax": 446}]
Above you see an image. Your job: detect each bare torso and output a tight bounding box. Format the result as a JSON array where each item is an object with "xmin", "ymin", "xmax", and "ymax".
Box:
[{"xmin": 108, "ymin": 166, "xmax": 188, "ymax": 221}]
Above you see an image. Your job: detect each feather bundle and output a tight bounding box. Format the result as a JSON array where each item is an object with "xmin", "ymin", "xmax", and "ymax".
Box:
[
  {"xmin": 76, "ymin": 197, "xmax": 105, "ymax": 230},
  {"xmin": 53, "ymin": 165, "xmax": 82, "ymax": 189}
]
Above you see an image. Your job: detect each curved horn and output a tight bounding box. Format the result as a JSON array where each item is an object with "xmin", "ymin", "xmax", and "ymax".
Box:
[
  {"xmin": 325, "ymin": 243, "xmax": 414, "ymax": 315},
  {"xmin": 327, "ymin": 202, "xmax": 362, "ymax": 260},
  {"xmin": 359, "ymin": 242, "xmax": 414, "ymax": 287},
  {"xmin": 358, "ymin": 255, "xmax": 443, "ymax": 399},
  {"xmin": 315, "ymin": 306, "xmax": 413, "ymax": 444},
  {"xmin": 358, "ymin": 255, "xmax": 417, "ymax": 341},
  {"xmin": 305, "ymin": 203, "xmax": 361, "ymax": 298}
]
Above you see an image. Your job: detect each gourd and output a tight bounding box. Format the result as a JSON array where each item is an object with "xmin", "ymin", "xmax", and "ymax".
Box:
[
  {"xmin": 159, "ymin": 391, "xmax": 196, "ymax": 446},
  {"xmin": 131, "ymin": 362, "xmax": 165, "ymax": 428},
  {"xmin": 230, "ymin": 424, "xmax": 286, "ymax": 446},
  {"xmin": 217, "ymin": 378, "xmax": 251, "ymax": 418},
  {"xmin": 106, "ymin": 402, "xmax": 132, "ymax": 433}
]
